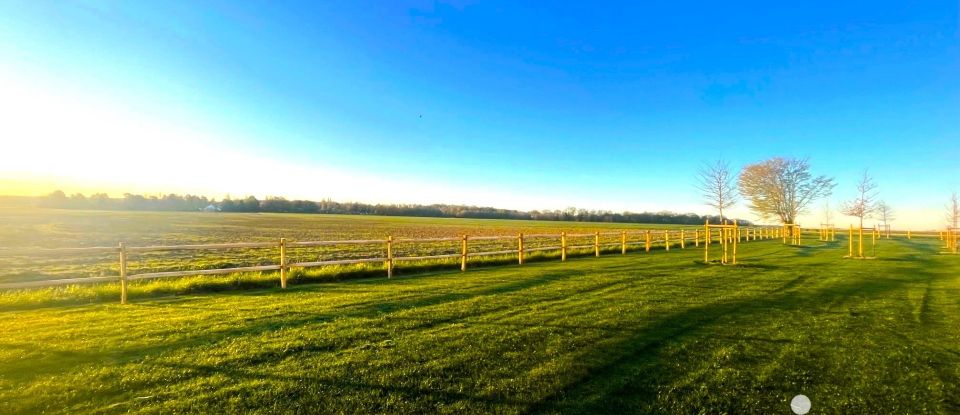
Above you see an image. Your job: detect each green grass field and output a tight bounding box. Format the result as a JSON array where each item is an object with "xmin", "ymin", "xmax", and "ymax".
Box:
[
  {"xmin": 0, "ymin": 208, "xmax": 701, "ymax": 285},
  {"xmin": 1, "ymin": 235, "xmax": 957, "ymax": 413}
]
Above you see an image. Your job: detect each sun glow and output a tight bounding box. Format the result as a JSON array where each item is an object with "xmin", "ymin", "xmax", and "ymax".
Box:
[
  {"xmin": 0, "ymin": 68, "xmax": 948, "ymax": 229},
  {"xmin": 0, "ymin": 67, "xmax": 572, "ymax": 210},
  {"xmin": 0, "ymin": 68, "xmax": 223, "ymax": 195}
]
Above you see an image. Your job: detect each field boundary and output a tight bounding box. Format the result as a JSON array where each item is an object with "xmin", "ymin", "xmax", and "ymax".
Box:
[{"xmin": 0, "ymin": 226, "xmax": 941, "ymax": 303}]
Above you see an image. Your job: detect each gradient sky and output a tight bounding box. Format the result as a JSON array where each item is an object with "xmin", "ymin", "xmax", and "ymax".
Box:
[{"xmin": 0, "ymin": 1, "xmax": 958, "ymax": 228}]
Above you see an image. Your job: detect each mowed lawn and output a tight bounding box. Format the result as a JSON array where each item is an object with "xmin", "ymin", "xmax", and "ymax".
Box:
[{"xmin": 1, "ymin": 238, "xmax": 958, "ymax": 413}]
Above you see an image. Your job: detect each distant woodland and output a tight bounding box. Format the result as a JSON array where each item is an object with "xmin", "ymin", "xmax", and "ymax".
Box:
[{"xmin": 33, "ymin": 190, "xmax": 749, "ymax": 225}]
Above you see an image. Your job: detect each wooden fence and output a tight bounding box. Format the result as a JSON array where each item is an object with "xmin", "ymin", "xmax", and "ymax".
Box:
[{"xmin": 0, "ymin": 226, "xmax": 941, "ymax": 304}]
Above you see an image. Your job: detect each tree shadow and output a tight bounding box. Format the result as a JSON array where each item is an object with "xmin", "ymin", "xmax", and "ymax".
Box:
[
  {"xmin": 5, "ymin": 247, "xmax": 956, "ymax": 413},
  {"xmin": 524, "ymin": 271, "xmax": 940, "ymax": 413}
]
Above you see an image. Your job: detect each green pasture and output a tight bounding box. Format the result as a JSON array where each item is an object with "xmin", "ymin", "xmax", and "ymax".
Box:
[{"xmin": 1, "ymin": 236, "xmax": 957, "ymax": 413}]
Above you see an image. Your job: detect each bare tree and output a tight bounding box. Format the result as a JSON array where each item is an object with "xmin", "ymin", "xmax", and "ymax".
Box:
[
  {"xmin": 948, "ymin": 192, "xmax": 960, "ymax": 229},
  {"xmin": 695, "ymin": 160, "xmax": 738, "ymax": 224},
  {"xmin": 821, "ymin": 201, "xmax": 834, "ymax": 224},
  {"xmin": 738, "ymin": 157, "xmax": 835, "ymax": 226},
  {"xmin": 841, "ymin": 170, "xmax": 878, "ymax": 229},
  {"xmin": 876, "ymin": 201, "xmax": 894, "ymax": 237}
]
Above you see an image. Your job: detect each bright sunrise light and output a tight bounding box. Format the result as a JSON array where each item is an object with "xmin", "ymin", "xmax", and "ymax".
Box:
[
  {"xmin": 0, "ymin": 67, "xmax": 574, "ymax": 210},
  {"xmin": 0, "ymin": 63, "xmax": 949, "ymax": 228},
  {"xmin": 0, "ymin": 66, "xmax": 942, "ymax": 228}
]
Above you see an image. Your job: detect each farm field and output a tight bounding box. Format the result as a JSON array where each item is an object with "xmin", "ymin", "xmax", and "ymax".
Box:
[
  {"xmin": 1, "ymin": 236, "xmax": 958, "ymax": 413},
  {"xmin": 0, "ymin": 208, "xmax": 705, "ymax": 285}
]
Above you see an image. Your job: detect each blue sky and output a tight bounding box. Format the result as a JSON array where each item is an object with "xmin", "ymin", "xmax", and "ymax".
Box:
[{"xmin": 0, "ymin": 1, "xmax": 957, "ymax": 228}]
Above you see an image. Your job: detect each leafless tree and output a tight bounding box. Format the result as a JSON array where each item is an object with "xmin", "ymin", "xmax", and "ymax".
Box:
[
  {"xmin": 821, "ymin": 201, "xmax": 834, "ymax": 224},
  {"xmin": 738, "ymin": 157, "xmax": 835, "ymax": 226},
  {"xmin": 841, "ymin": 170, "xmax": 878, "ymax": 228},
  {"xmin": 948, "ymin": 192, "xmax": 960, "ymax": 229},
  {"xmin": 876, "ymin": 201, "xmax": 894, "ymax": 237},
  {"xmin": 695, "ymin": 160, "xmax": 738, "ymax": 224}
]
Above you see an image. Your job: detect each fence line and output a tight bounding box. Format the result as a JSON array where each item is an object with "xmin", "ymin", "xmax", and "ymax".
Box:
[{"xmin": 0, "ymin": 226, "xmax": 942, "ymax": 303}]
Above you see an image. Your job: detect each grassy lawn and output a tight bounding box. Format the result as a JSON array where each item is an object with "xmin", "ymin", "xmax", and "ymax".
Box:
[{"xmin": 1, "ymin": 237, "xmax": 958, "ymax": 413}]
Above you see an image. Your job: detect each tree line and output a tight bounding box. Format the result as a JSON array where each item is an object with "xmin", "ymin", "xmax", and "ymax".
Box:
[{"xmin": 37, "ymin": 190, "xmax": 749, "ymax": 225}]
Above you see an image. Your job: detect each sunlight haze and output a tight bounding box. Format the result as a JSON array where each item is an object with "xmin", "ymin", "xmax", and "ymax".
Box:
[{"xmin": 1, "ymin": 1, "xmax": 957, "ymax": 229}]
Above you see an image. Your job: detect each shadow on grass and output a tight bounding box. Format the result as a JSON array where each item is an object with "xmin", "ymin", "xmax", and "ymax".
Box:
[
  {"xmin": 91, "ymin": 270, "xmax": 941, "ymax": 413},
  {"xmin": 6, "ymin": 241, "xmax": 957, "ymax": 413},
  {"xmin": 525, "ymin": 268, "xmax": 947, "ymax": 413},
  {"xmin": 1, "ymin": 266, "xmax": 603, "ymax": 385},
  {"xmin": 149, "ymin": 359, "xmax": 531, "ymax": 410},
  {"xmin": 0, "ymin": 247, "xmax": 635, "ymax": 311}
]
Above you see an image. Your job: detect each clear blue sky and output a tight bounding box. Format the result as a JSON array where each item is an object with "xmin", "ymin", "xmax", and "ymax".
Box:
[{"xmin": 0, "ymin": 1, "xmax": 957, "ymax": 228}]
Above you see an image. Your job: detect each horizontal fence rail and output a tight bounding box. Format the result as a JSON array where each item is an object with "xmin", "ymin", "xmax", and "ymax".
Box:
[
  {"xmin": 126, "ymin": 242, "xmax": 278, "ymax": 252},
  {"xmin": 0, "ymin": 226, "xmax": 944, "ymax": 303},
  {"xmin": 285, "ymin": 239, "xmax": 384, "ymax": 247}
]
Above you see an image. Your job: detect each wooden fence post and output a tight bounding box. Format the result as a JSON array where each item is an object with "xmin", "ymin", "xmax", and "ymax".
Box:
[
  {"xmin": 680, "ymin": 230, "xmax": 685, "ymax": 249},
  {"xmin": 858, "ymin": 227, "xmax": 864, "ymax": 258},
  {"xmin": 594, "ymin": 232, "xmax": 600, "ymax": 257},
  {"xmin": 847, "ymin": 225, "xmax": 853, "ymax": 258},
  {"xmin": 561, "ymin": 232, "xmax": 567, "ymax": 261},
  {"xmin": 386, "ymin": 236, "xmax": 394, "ymax": 278},
  {"xmin": 461, "ymin": 235, "xmax": 468, "ymax": 271},
  {"xmin": 908, "ymin": 229, "xmax": 912, "ymax": 239},
  {"xmin": 645, "ymin": 230, "xmax": 651, "ymax": 252},
  {"xmin": 704, "ymin": 229, "xmax": 709, "ymax": 263},
  {"xmin": 621, "ymin": 231, "xmax": 627, "ymax": 255},
  {"xmin": 279, "ymin": 238, "xmax": 287, "ymax": 289},
  {"xmin": 664, "ymin": 230, "xmax": 670, "ymax": 251},
  {"xmin": 695, "ymin": 229, "xmax": 700, "ymax": 247},
  {"xmin": 518, "ymin": 233, "xmax": 524, "ymax": 265},
  {"xmin": 721, "ymin": 229, "xmax": 728, "ymax": 264},
  {"xmin": 732, "ymin": 229, "xmax": 737, "ymax": 264},
  {"xmin": 705, "ymin": 220, "xmax": 710, "ymax": 246},
  {"xmin": 119, "ymin": 242, "xmax": 128, "ymax": 305}
]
